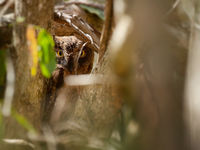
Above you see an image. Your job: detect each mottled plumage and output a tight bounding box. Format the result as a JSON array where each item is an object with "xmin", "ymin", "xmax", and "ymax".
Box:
[
  {"xmin": 42, "ymin": 35, "xmax": 95, "ymax": 122},
  {"xmin": 42, "ymin": 4, "xmax": 99, "ymax": 123},
  {"xmin": 54, "ymin": 35, "xmax": 94, "ymax": 75}
]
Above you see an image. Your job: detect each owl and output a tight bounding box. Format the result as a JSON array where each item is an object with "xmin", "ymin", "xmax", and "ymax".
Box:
[
  {"xmin": 43, "ymin": 35, "xmax": 95, "ymax": 122},
  {"xmin": 54, "ymin": 35, "xmax": 94, "ymax": 76},
  {"xmin": 42, "ymin": 3, "xmax": 101, "ymax": 123}
]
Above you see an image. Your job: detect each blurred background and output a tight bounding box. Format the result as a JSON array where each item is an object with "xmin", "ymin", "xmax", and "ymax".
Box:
[{"xmin": 0, "ymin": 0, "xmax": 200, "ymax": 150}]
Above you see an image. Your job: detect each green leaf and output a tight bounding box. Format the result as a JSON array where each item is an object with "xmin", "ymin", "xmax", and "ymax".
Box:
[
  {"xmin": 40, "ymin": 63, "xmax": 51, "ymax": 78},
  {"xmin": 80, "ymin": 4, "xmax": 105, "ymax": 20},
  {"xmin": 37, "ymin": 29, "xmax": 56, "ymax": 78},
  {"xmin": 12, "ymin": 111, "xmax": 36, "ymax": 133}
]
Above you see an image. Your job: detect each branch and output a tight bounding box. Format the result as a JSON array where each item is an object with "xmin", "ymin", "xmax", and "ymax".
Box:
[
  {"xmin": 0, "ymin": 0, "xmax": 14, "ymax": 18},
  {"xmin": 184, "ymin": 2, "xmax": 200, "ymax": 149},
  {"xmin": 99, "ymin": 0, "xmax": 113, "ymax": 61},
  {"xmin": 63, "ymin": 1, "xmax": 104, "ymax": 10},
  {"xmin": 53, "ymin": 10, "xmax": 100, "ymax": 52},
  {"xmin": 3, "ymin": 139, "xmax": 35, "ymax": 149}
]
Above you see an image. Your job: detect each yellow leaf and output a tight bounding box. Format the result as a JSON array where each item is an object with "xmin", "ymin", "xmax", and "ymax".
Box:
[{"xmin": 26, "ymin": 25, "xmax": 38, "ymax": 76}]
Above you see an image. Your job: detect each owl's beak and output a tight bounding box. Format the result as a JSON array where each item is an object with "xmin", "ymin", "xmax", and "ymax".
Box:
[
  {"xmin": 56, "ymin": 64, "xmax": 64, "ymax": 69},
  {"xmin": 65, "ymin": 54, "xmax": 74, "ymax": 72},
  {"xmin": 56, "ymin": 54, "xmax": 74, "ymax": 74},
  {"xmin": 56, "ymin": 63, "xmax": 72, "ymax": 76}
]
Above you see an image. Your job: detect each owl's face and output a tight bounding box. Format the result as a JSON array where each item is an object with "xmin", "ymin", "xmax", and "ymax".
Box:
[{"xmin": 54, "ymin": 36, "xmax": 94, "ymax": 75}]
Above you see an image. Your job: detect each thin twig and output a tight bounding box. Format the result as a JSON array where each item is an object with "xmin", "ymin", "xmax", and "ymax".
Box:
[
  {"xmin": 0, "ymin": 0, "xmax": 6, "ymax": 5},
  {"xmin": 54, "ymin": 11, "xmax": 100, "ymax": 52},
  {"xmin": 74, "ymin": 42, "xmax": 88, "ymax": 74},
  {"xmin": 2, "ymin": 51, "xmax": 15, "ymax": 117},
  {"xmin": 0, "ymin": 0, "xmax": 14, "ymax": 18},
  {"xmin": 99, "ymin": 0, "xmax": 113, "ymax": 61},
  {"xmin": 3, "ymin": 139, "xmax": 35, "ymax": 149},
  {"xmin": 184, "ymin": 3, "xmax": 200, "ymax": 149},
  {"xmin": 42, "ymin": 126, "xmax": 57, "ymax": 150},
  {"xmin": 63, "ymin": 1, "xmax": 104, "ymax": 10},
  {"xmin": 64, "ymin": 74, "xmax": 106, "ymax": 86},
  {"xmin": 165, "ymin": 0, "xmax": 180, "ymax": 15}
]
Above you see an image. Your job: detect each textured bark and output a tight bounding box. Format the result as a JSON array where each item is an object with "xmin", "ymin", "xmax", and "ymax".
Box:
[{"xmin": 12, "ymin": 0, "xmax": 54, "ymax": 130}]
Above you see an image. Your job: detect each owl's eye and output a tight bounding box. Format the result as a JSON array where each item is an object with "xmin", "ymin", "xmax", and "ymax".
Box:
[
  {"xmin": 80, "ymin": 50, "xmax": 86, "ymax": 58},
  {"xmin": 57, "ymin": 50, "xmax": 64, "ymax": 57}
]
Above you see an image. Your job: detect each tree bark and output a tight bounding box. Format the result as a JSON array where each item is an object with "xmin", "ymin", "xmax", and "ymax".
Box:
[{"xmin": 11, "ymin": 0, "xmax": 54, "ymax": 131}]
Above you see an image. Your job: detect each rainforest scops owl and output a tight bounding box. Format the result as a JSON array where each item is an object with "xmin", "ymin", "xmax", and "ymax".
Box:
[{"xmin": 42, "ymin": 3, "xmax": 101, "ymax": 122}]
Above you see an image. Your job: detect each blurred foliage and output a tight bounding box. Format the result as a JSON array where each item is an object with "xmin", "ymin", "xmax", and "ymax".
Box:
[
  {"xmin": 26, "ymin": 25, "xmax": 38, "ymax": 76},
  {"xmin": 0, "ymin": 107, "xmax": 36, "ymax": 144},
  {"xmin": 80, "ymin": 4, "xmax": 105, "ymax": 20},
  {"xmin": 12, "ymin": 110, "xmax": 36, "ymax": 134},
  {"xmin": 37, "ymin": 29, "xmax": 56, "ymax": 78},
  {"xmin": 26, "ymin": 26, "xmax": 56, "ymax": 78},
  {"xmin": 16, "ymin": 16, "xmax": 25, "ymax": 23}
]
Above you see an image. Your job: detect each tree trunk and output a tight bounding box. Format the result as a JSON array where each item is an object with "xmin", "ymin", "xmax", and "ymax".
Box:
[{"xmin": 11, "ymin": 0, "xmax": 54, "ymax": 132}]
